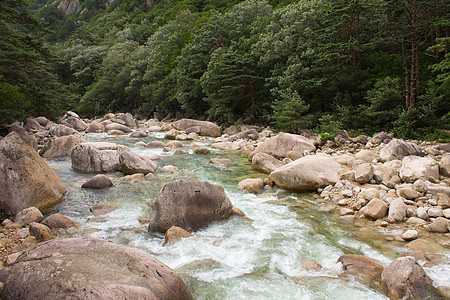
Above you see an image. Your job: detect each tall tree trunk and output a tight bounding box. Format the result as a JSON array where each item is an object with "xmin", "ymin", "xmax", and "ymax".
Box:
[{"xmin": 402, "ymin": 38, "xmax": 411, "ymax": 109}]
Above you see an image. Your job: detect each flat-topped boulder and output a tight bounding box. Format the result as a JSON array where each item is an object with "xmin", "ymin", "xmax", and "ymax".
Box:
[
  {"xmin": 71, "ymin": 142, "xmax": 127, "ymax": 173},
  {"xmin": 0, "ymin": 132, "xmax": 67, "ymax": 215},
  {"xmin": 268, "ymin": 155, "xmax": 340, "ymax": 191},
  {"xmin": 149, "ymin": 180, "xmax": 233, "ymax": 233},
  {"xmin": 39, "ymin": 134, "xmax": 83, "ymax": 159},
  {"xmin": 172, "ymin": 119, "xmax": 221, "ymax": 137},
  {"xmin": 249, "ymin": 133, "xmax": 316, "ymax": 160},
  {"xmin": 0, "ymin": 238, "xmax": 192, "ymax": 300}
]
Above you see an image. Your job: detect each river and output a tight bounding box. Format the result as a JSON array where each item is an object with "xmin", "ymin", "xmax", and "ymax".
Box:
[{"xmin": 46, "ymin": 132, "xmax": 449, "ymax": 299}]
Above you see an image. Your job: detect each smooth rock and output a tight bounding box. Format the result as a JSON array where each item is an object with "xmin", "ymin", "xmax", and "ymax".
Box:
[
  {"xmin": 15, "ymin": 207, "xmax": 44, "ymax": 226},
  {"xmin": 301, "ymin": 260, "xmax": 322, "ymax": 271},
  {"xmin": 249, "ymin": 133, "xmax": 315, "ymax": 160},
  {"xmin": 440, "ymin": 154, "xmax": 450, "ymax": 177},
  {"xmin": 238, "ymin": 178, "xmax": 264, "ymax": 194},
  {"xmin": 71, "ymin": 142, "xmax": 126, "ymax": 173},
  {"xmin": 251, "ymin": 152, "xmax": 284, "ymax": 174},
  {"xmin": 388, "ymin": 198, "xmax": 407, "ymax": 223},
  {"xmin": 354, "ymin": 163, "xmax": 374, "ymax": 184},
  {"xmin": 401, "ymin": 230, "xmax": 418, "ymax": 241},
  {"xmin": 397, "ymin": 186, "xmax": 421, "ymax": 200},
  {"xmin": 269, "ymin": 155, "xmax": 341, "ymax": 192},
  {"xmin": 193, "ymin": 148, "xmax": 211, "ymax": 155},
  {"xmin": 39, "ymin": 135, "xmax": 83, "ymax": 159},
  {"xmin": 209, "ymin": 158, "xmax": 233, "ymax": 166},
  {"xmin": 400, "ymin": 156, "xmax": 439, "ymax": 183},
  {"xmin": 104, "ymin": 123, "xmax": 133, "ymax": 133},
  {"xmin": 163, "ymin": 226, "xmax": 193, "ymax": 246},
  {"xmin": 172, "ymin": 119, "xmax": 220, "ymax": 137},
  {"xmin": 380, "ymin": 139, "xmax": 422, "ymax": 162},
  {"xmin": 146, "ymin": 141, "xmax": 165, "ymax": 148},
  {"xmin": 428, "ymin": 208, "xmax": 443, "ymax": 218},
  {"xmin": 81, "ymin": 174, "xmax": 113, "ymax": 189},
  {"xmin": 381, "ymin": 256, "xmax": 441, "ymax": 300},
  {"xmin": 121, "ymin": 151, "xmax": 158, "ymax": 175},
  {"xmin": 337, "ymin": 254, "xmax": 384, "ymax": 286},
  {"xmin": 148, "ymin": 180, "xmax": 233, "ymax": 233},
  {"xmin": 427, "ymin": 217, "xmax": 449, "ymax": 233},
  {"xmin": 29, "ymin": 222, "xmax": 52, "ymax": 241},
  {"xmin": 0, "ymin": 238, "xmax": 192, "ymax": 299},
  {"xmin": 360, "ymin": 198, "xmax": 388, "ymax": 220},
  {"xmin": 90, "ymin": 205, "xmax": 116, "ymax": 216},
  {"xmin": 0, "ymin": 132, "xmax": 67, "ymax": 215},
  {"xmin": 42, "ymin": 213, "xmax": 78, "ymax": 229}
]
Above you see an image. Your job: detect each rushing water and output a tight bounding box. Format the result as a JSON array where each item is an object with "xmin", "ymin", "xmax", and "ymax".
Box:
[{"xmin": 46, "ymin": 132, "xmax": 450, "ymax": 299}]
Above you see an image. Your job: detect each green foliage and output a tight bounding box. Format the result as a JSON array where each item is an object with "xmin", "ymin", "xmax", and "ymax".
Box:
[
  {"xmin": 271, "ymin": 89, "xmax": 311, "ymax": 132},
  {"xmin": 315, "ymin": 113, "xmax": 343, "ymax": 141}
]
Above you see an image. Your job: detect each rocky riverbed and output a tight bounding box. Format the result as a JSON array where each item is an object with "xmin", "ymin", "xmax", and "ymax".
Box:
[{"xmin": 0, "ymin": 111, "xmax": 449, "ymax": 299}]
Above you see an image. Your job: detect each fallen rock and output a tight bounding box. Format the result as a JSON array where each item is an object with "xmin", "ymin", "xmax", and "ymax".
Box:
[
  {"xmin": 163, "ymin": 226, "xmax": 193, "ymax": 246},
  {"xmin": 360, "ymin": 198, "xmax": 388, "ymax": 220},
  {"xmin": 148, "ymin": 180, "xmax": 233, "ymax": 233},
  {"xmin": 337, "ymin": 254, "xmax": 384, "ymax": 285},
  {"xmin": 354, "ymin": 163, "xmax": 374, "ymax": 184},
  {"xmin": 121, "ymin": 151, "xmax": 158, "ymax": 175},
  {"xmin": 0, "ymin": 238, "xmax": 192, "ymax": 299},
  {"xmin": 42, "ymin": 213, "xmax": 78, "ymax": 230},
  {"xmin": 71, "ymin": 142, "xmax": 127, "ymax": 173},
  {"xmin": 440, "ymin": 154, "xmax": 450, "ymax": 177},
  {"xmin": 381, "ymin": 256, "xmax": 441, "ymax": 300},
  {"xmin": 251, "ymin": 152, "xmax": 284, "ymax": 174},
  {"xmin": 39, "ymin": 135, "xmax": 83, "ymax": 159},
  {"xmin": 400, "ymin": 156, "xmax": 439, "ymax": 183},
  {"xmin": 81, "ymin": 174, "xmax": 113, "ymax": 189},
  {"xmin": 426, "ymin": 217, "xmax": 449, "ymax": 233},
  {"xmin": 249, "ymin": 133, "xmax": 316, "ymax": 160},
  {"xmin": 401, "ymin": 230, "xmax": 418, "ymax": 241},
  {"xmin": 146, "ymin": 141, "xmax": 165, "ymax": 148},
  {"xmin": 268, "ymin": 155, "xmax": 341, "ymax": 192},
  {"xmin": 0, "ymin": 132, "xmax": 67, "ymax": 215},
  {"xmin": 29, "ymin": 222, "xmax": 52, "ymax": 241},
  {"xmin": 15, "ymin": 207, "xmax": 44, "ymax": 226},
  {"xmin": 238, "ymin": 178, "xmax": 264, "ymax": 194},
  {"xmin": 379, "ymin": 139, "xmax": 422, "ymax": 162},
  {"xmin": 388, "ymin": 198, "xmax": 407, "ymax": 223},
  {"xmin": 172, "ymin": 119, "xmax": 220, "ymax": 137}
]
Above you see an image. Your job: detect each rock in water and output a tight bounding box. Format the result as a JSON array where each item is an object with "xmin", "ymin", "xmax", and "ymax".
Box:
[
  {"xmin": 381, "ymin": 256, "xmax": 442, "ymax": 300},
  {"xmin": 81, "ymin": 174, "xmax": 113, "ymax": 189},
  {"xmin": 148, "ymin": 180, "xmax": 233, "ymax": 232},
  {"xmin": 0, "ymin": 238, "xmax": 192, "ymax": 300},
  {"xmin": 0, "ymin": 132, "xmax": 67, "ymax": 215},
  {"xmin": 268, "ymin": 155, "xmax": 341, "ymax": 192},
  {"xmin": 172, "ymin": 119, "xmax": 221, "ymax": 137},
  {"xmin": 337, "ymin": 254, "xmax": 384, "ymax": 286},
  {"xmin": 39, "ymin": 135, "xmax": 83, "ymax": 159},
  {"xmin": 251, "ymin": 152, "xmax": 284, "ymax": 174},
  {"xmin": 163, "ymin": 226, "xmax": 193, "ymax": 246}
]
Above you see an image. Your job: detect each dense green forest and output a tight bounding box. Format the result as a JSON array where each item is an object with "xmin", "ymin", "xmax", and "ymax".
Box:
[{"xmin": 1, "ymin": 0, "xmax": 450, "ymax": 140}]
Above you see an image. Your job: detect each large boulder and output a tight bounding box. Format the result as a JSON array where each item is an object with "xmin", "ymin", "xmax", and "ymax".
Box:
[
  {"xmin": 0, "ymin": 238, "xmax": 192, "ymax": 300},
  {"xmin": 71, "ymin": 142, "xmax": 127, "ymax": 173},
  {"xmin": 39, "ymin": 135, "xmax": 83, "ymax": 159},
  {"xmin": 116, "ymin": 113, "xmax": 137, "ymax": 129},
  {"xmin": 0, "ymin": 132, "xmax": 67, "ymax": 215},
  {"xmin": 379, "ymin": 139, "xmax": 422, "ymax": 162},
  {"xmin": 440, "ymin": 154, "xmax": 450, "ymax": 177},
  {"xmin": 148, "ymin": 180, "xmax": 233, "ymax": 233},
  {"xmin": 104, "ymin": 123, "xmax": 133, "ymax": 133},
  {"xmin": 249, "ymin": 133, "xmax": 316, "ymax": 160},
  {"xmin": 337, "ymin": 254, "xmax": 384, "ymax": 285},
  {"xmin": 8, "ymin": 124, "xmax": 38, "ymax": 150},
  {"xmin": 121, "ymin": 151, "xmax": 158, "ymax": 175},
  {"xmin": 268, "ymin": 155, "xmax": 341, "ymax": 192},
  {"xmin": 388, "ymin": 198, "xmax": 407, "ymax": 223},
  {"xmin": 86, "ymin": 121, "xmax": 105, "ymax": 133},
  {"xmin": 400, "ymin": 156, "xmax": 440, "ymax": 183},
  {"xmin": 60, "ymin": 111, "xmax": 88, "ymax": 132},
  {"xmin": 49, "ymin": 124, "xmax": 78, "ymax": 137},
  {"xmin": 381, "ymin": 256, "xmax": 441, "ymax": 300},
  {"xmin": 172, "ymin": 119, "xmax": 221, "ymax": 137},
  {"xmin": 251, "ymin": 152, "xmax": 284, "ymax": 174}
]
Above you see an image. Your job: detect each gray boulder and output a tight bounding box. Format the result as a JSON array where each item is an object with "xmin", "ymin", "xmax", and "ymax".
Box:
[
  {"xmin": 251, "ymin": 152, "xmax": 284, "ymax": 174},
  {"xmin": 400, "ymin": 156, "xmax": 439, "ymax": 183},
  {"xmin": 381, "ymin": 256, "xmax": 442, "ymax": 300},
  {"xmin": 249, "ymin": 133, "xmax": 316, "ymax": 160},
  {"xmin": 71, "ymin": 142, "xmax": 126, "ymax": 173},
  {"xmin": 81, "ymin": 174, "xmax": 113, "ymax": 189},
  {"xmin": 15, "ymin": 207, "xmax": 44, "ymax": 226},
  {"xmin": 172, "ymin": 119, "xmax": 221, "ymax": 137},
  {"xmin": 149, "ymin": 180, "xmax": 233, "ymax": 233},
  {"xmin": 268, "ymin": 155, "xmax": 340, "ymax": 192},
  {"xmin": 39, "ymin": 135, "xmax": 83, "ymax": 159},
  {"xmin": 0, "ymin": 132, "xmax": 67, "ymax": 215},
  {"xmin": 380, "ymin": 139, "xmax": 422, "ymax": 162},
  {"xmin": 0, "ymin": 238, "xmax": 192, "ymax": 300}
]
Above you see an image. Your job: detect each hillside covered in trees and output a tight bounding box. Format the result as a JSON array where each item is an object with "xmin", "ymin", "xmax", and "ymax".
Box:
[{"xmin": 1, "ymin": 0, "xmax": 450, "ymax": 140}]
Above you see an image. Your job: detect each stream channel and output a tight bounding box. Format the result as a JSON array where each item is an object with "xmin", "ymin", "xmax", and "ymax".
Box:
[{"xmin": 45, "ymin": 132, "xmax": 449, "ymax": 299}]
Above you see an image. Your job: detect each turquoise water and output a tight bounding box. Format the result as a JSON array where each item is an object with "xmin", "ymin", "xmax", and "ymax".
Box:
[{"xmin": 46, "ymin": 132, "xmax": 449, "ymax": 299}]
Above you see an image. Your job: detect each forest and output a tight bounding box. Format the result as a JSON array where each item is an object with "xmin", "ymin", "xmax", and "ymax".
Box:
[{"xmin": 1, "ymin": 0, "xmax": 449, "ymax": 140}]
